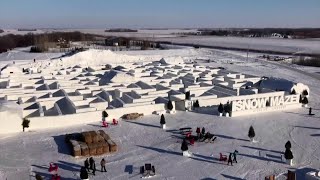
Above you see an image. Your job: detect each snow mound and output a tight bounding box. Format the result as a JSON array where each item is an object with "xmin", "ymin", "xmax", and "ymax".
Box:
[
  {"xmin": 0, "ymin": 63, "xmax": 23, "ymax": 75},
  {"xmin": 26, "ymin": 49, "xmax": 197, "ymax": 70},
  {"xmin": 160, "ymin": 57, "xmax": 184, "ymax": 65},
  {"xmin": 259, "ymin": 77, "xmax": 309, "ymax": 94},
  {"xmin": 260, "ymin": 77, "xmax": 294, "ymax": 92},
  {"xmin": 0, "ymin": 100, "xmax": 23, "ymax": 134},
  {"xmin": 100, "ymin": 70, "xmax": 135, "ymax": 84}
]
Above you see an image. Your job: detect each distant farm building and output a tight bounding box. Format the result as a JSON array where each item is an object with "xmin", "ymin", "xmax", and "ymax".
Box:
[{"xmin": 105, "ymin": 37, "xmax": 158, "ymax": 49}]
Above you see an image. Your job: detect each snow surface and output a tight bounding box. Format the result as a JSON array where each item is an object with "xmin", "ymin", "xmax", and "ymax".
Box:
[
  {"xmin": 0, "ymin": 28, "xmax": 198, "ymax": 38},
  {"xmin": 1, "ymin": 48, "xmax": 320, "ymax": 179},
  {"xmin": 156, "ymin": 36, "xmax": 320, "ymax": 55},
  {"xmin": 0, "ymin": 29, "xmax": 46, "ymax": 36},
  {"xmin": 0, "ymin": 47, "xmax": 63, "ymax": 62}
]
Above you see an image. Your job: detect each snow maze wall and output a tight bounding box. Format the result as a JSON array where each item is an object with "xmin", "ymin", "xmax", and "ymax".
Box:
[{"xmin": 0, "ymin": 55, "xmax": 309, "ymax": 134}]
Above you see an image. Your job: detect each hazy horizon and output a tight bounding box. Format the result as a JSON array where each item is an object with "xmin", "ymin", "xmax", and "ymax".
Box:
[{"xmin": 1, "ymin": 0, "xmax": 320, "ymax": 29}]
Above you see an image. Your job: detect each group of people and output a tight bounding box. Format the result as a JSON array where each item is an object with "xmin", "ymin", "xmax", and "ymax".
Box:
[
  {"xmin": 196, "ymin": 127, "xmax": 206, "ymax": 138},
  {"xmin": 196, "ymin": 127, "xmax": 206, "ymax": 140},
  {"xmin": 195, "ymin": 127, "xmax": 215, "ymax": 142},
  {"xmin": 227, "ymin": 150, "xmax": 239, "ymax": 166},
  {"xmin": 80, "ymin": 157, "xmax": 107, "ymax": 179}
]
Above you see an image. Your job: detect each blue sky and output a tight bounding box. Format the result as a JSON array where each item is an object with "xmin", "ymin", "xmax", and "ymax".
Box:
[{"xmin": 0, "ymin": 0, "xmax": 319, "ymax": 28}]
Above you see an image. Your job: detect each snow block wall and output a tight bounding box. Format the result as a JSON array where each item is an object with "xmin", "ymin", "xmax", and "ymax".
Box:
[
  {"xmin": 27, "ymin": 103, "xmax": 166, "ymax": 131},
  {"xmin": 0, "ymin": 55, "xmax": 309, "ymax": 134}
]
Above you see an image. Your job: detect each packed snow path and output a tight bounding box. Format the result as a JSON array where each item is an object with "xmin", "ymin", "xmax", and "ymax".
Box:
[
  {"xmin": 0, "ymin": 108, "xmax": 320, "ymax": 180},
  {"xmin": 1, "ymin": 48, "xmax": 320, "ymax": 179}
]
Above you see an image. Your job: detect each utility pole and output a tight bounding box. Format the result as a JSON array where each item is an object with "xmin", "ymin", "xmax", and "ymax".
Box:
[
  {"xmin": 247, "ymin": 45, "xmax": 249, "ymax": 61},
  {"xmin": 153, "ymin": 34, "xmax": 155, "ymax": 50}
]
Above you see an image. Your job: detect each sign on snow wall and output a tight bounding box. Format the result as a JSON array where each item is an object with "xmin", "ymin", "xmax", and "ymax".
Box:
[{"xmin": 231, "ymin": 94, "xmax": 300, "ymax": 115}]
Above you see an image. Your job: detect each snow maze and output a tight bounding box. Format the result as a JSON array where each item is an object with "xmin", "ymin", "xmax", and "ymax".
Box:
[{"xmin": 0, "ymin": 59, "xmax": 309, "ymax": 134}]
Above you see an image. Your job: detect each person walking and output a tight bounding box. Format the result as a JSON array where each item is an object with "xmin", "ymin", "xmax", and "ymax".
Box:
[
  {"xmin": 100, "ymin": 158, "xmax": 107, "ymax": 172},
  {"xmin": 84, "ymin": 158, "xmax": 90, "ymax": 172},
  {"xmin": 89, "ymin": 157, "xmax": 95, "ymax": 171},
  {"xmin": 201, "ymin": 127, "xmax": 206, "ymax": 136},
  {"xmin": 80, "ymin": 167, "xmax": 89, "ymax": 180},
  {"xmin": 233, "ymin": 150, "xmax": 238, "ymax": 163},
  {"xmin": 92, "ymin": 162, "xmax": 96, "ymax": 176},
  {"xmin": 227, "ymin": 153, "xmax": 233, "ymax": 166},
  {"xmin": 196, "ymin": 127, "xmax": 200, "ymax": 140}
]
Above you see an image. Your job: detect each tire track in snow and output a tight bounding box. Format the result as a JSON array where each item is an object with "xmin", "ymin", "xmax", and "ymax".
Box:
[
  {"xmin": 261, "ymin": 60, "xmax": 320, "ymax": 81},
  {"xmin": 289, "ymin": 126, "xmax": 320, "ymax": 161}
]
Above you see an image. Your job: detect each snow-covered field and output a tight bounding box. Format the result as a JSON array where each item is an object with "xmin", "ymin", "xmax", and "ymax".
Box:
[
  {"xmin": 0, "ymin": 47, "xmax": 63, "ymax": 63},
  {"xmin": 0, "ymin": 28, "xmax": 198, "ymax": 38},
  {"xmin": 1, "ymin": 47, "xmax": 320, "ymax": 179},
  {"xmin": 156, "ymin": 36, "xmax": 320, "ymax": 55},
  {"xmin": 2, "ymin": 28, "xmax": 320, "ymax": 55},
  {"xmin": 0, "ymin": 29, "xmax": 46, "ymax": 36}
]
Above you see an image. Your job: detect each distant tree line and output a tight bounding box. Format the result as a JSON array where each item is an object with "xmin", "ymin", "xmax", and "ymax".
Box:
[
  {"xmin": 0, "ymin": 31, "xmax": 98, "ymax": 53},
  {"xmin": 197, "ymin": 28, "xmax": 320, "ymax": 39},
  {"xmin": 18, "ymin": 29, "xmax": 37, "ymax": 31},
  {"xmin": 0, "ymin": 29, "xmax": 4, "ymax": 33},
  {"xmin": 105, "ymin": 28, "xmax": 138, "ymax": 32}
]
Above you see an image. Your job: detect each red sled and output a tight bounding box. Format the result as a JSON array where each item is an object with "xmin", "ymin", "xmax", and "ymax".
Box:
[
  {"xmin": 51, "ymin": 175, "xmax": 61, "ymax": 180},
  {"xmin": 184, "ymin": 131, "xmax": 192, "ymax": 138},
  {"xmin": 219, "ymin": 153, "xmax": 227, "ymax": 161},
  {"xmin": 48, "ymin": 163, "xmax": 58, "ymax": 175},
  {"xmin": 189, "ymin": 138, "xmax": 195, "ymax": 145},
  {"xmin": 112, "ymin": 119, "xmax": 118, "ymax": 125},
  {"xmin": 102, "ymin": 121, "xmax": 109, "ymax": 127}
]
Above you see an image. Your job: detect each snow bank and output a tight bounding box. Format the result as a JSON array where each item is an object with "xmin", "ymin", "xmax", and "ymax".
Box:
[
  {"xmin": 0, "ymin": 100, "xmax": 23, "ymax": 134},
  {"xmin": 28, "ymin": 49, "xmax": 192, "ymax": 70},
  {"xmin": 0, "ymin": 63, "xmax": 23, "ymax": 75},
  {"xmin": 259, "ymin": 77, "xmax": 295, "ymax": 92},
  {"xmin": 259, "ymin": 77, "xmax": 309, "ymax": 95}
]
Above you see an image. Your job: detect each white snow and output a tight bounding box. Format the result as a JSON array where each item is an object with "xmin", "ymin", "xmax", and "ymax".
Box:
[
  {"xmin": 156, "ymin": 36, "xmax": 320, "ymax": 55},
  {"xmin": 1, "ymin": 48, "xmax": 320, "ymax": 179}
]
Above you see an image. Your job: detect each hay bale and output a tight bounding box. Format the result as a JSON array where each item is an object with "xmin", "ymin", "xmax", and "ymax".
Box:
[
  {"xmin": 73, "ymin": 145, "xmax": 81, "ymax": 157},
  {"xmin": 89, "ymin": 131, "xmax": 98, "ymax": 137},
  {"xmin": 102, "ymin": 142, "xmax": 109, "ymax": 153},
  {"xmin": 88, "ymin": 144, "xmax": 97, "ymax": 156},
  {"xmin": 97, "ymin": 134, "xmax": 104, "ymax": 142},
  {"xmin": 93, "ymin": 134, "xmax": 104, "ymax": 143},
  {"xmin": 81, "ymin": 132, "xmax": 88, "ymax": 140},
  {"xmin": 69, "ymin": 140, "xmax": 81, "ymax": 156},
  {"xmin": 82, "ymin": 132, "xmax": 92, "ymax": 144},
  {"xmin": 90, "ymin": 131, "xmax": 99, "ymax": 143},
  {"xmin": 122, "ymin": 113, "xmax": 144, "ymax": 120},
  {"xmin": 98, "ymin": 130, "xmax": 105, "ymax": 135},
  {"xmin": 98, "ymin": 130, "xmax": 107, "ymax": 137},
  {"xmin": 80, "ymin": 143, "xmax": 89, "ymax": 156},
  {"xmin": 98, "ymin": 130, "xmax": 111, "ymax": 141},
  {"xmin": 96, "ymin": 143, "xmax": 104, "ymax": 155},
  {"xmin": 70, "ymin": 140, "xmax": 79, "ymax": 147},
  {"xmin": 107, "ymin": 139, "xmax": 117, "ymax": 152}
]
